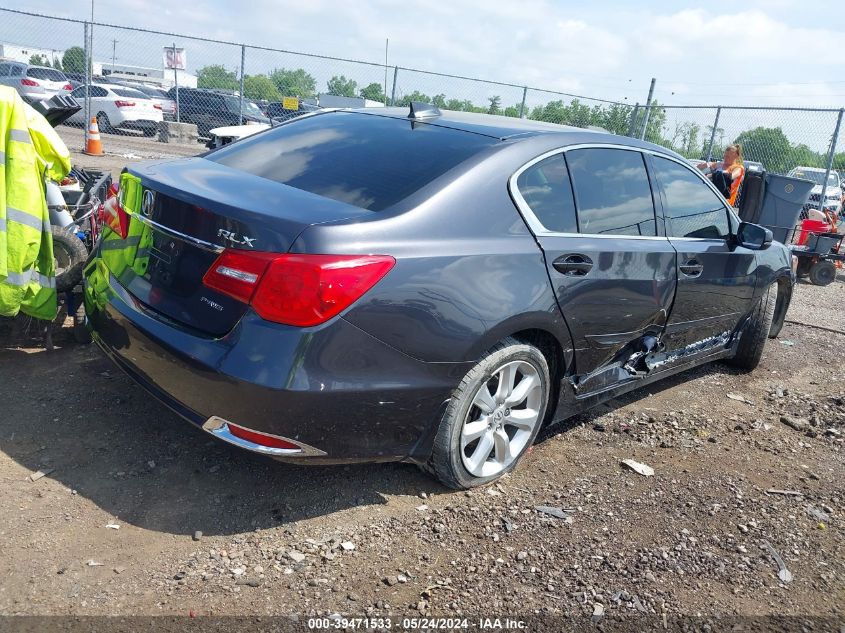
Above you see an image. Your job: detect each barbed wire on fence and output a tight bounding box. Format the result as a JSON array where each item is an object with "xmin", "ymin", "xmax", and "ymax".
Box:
[{"xmin": 2, "ymin": 6, "xmax": 844, "ymax": 180}]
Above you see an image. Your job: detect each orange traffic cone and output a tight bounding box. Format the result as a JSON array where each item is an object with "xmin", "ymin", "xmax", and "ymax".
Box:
[{"xmin": 84, "ymin": 116, "xmax": 103, "ymax": 156}]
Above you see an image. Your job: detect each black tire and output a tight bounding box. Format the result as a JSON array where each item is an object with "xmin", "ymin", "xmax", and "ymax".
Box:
[
  {"xmin": 96, "ymin": 112, "xmax": 113, "ymax": 134},
  {"xmin": 143, "ymin": 127, "xmax": 157, "ymax": 137},
  {"xmin": 52, "ymin": 225, "xmax": 88, "ymax": 292},
  {"xmin": 808, "ymin": 260, "xmax": 836, "ymax": 286},
  {"xmin": 728, "ymin": 283, "xmax": 777, "ymax": 371},
  {"xmin": 768, "ymin": 280, "xmax": 791, "ymax": 339},
  {"xmin": 426, "ymin": 337, "xmax": 550, "ymax": 489}
]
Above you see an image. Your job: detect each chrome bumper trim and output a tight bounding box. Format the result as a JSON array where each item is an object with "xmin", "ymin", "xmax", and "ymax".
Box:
[{"xmin": 202, "ymin": 416, "xmax": 327, "ymax": 457}]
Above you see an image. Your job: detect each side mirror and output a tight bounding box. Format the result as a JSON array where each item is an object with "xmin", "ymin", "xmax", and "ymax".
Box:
[{"xmin": 737, "ymin": 222, "xmax": 773, "ymax": 250}]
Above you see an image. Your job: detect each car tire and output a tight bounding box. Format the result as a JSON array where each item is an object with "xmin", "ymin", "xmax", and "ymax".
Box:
[
  {"xmin": 808, "ymin": 260, "xmax": 836, "ymax": 286},
  {"xmin": 143, "ymin": 127, "xmax": 157, "ymax": 137},
  {"xmin": 427, "ymin": 337, "xmax": 550, "ymax": 490},
  {"xmin": 52, "ymin": 225, "xmax": 88, "ymax": 293},
  {"xmin": 96, "ymin": 112, "xmax": 113, "ymax": 134},
  {"xmin": 728, "ymin": 282, "xmax": 777, "ymax": 371}
]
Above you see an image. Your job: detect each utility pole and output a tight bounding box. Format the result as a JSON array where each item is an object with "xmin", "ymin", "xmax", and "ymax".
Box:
[
  {"xmin": 383, "ymin": 38, "xmax": 389, "ymax": 106},
  {"xmin": 111, "ymin": 39, "xmax": 117, "ymax": 72},
  {"xmin": 171, "ymin": 42, "xmax": 180, "ymax": 123},
  {"xmin": 639, "ymin": 77, "xmax": 656, "ymax": 140}
]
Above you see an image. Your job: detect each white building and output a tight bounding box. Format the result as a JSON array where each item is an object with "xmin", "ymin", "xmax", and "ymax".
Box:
[
  {"xmin": 0, "ymin": 42, "xmax": 64, "ymax": 66},
  {"xmin": 95, "ymin": 62, "xmax": 197, "ymax": 88}
]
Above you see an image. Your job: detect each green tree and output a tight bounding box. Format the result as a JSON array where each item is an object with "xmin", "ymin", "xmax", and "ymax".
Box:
[
  {"xmin": 269, "ymin": 68, "xmax": 316, "ymax": 98},
  {"xmin": 396, "ymin": 90, "xmax": 432, "ymax": 107},
  {"xmin": 503, "ymin": 104, "xmax": 521, "ymax": 118},
  {"xmin": 196, "ymin": 64, "xmax": 238, "ymax": 90},
  {"xmin": 487, "ymin": 95, "xmax": 501, "ymax": 115},
  {"xmin": 29, "ymin": 53, "xmax": 50, "ymax": 66},
  {"xmin": 359, "ymin": 82, "xmax": 386, "ymax": 103},
  {"xmin": 327, "ymin": 75, "xmax": 357, "ymax": 97},
  {"xmin": 51, "ymin": 56, "xmax": 63, "ymax": 71},
  {"xmin": 431, "ymin": 93, "xmax": 447, "ymax": 108},
  {"xmin": 62, "ymin": 46, "xmax": 85, "ymax": 74},
  {"xmin": 243, "ymin": 74, "xmax": 280, "ymax": 101},
  {"xmin": 734, "ymin": 126, "xmax": 792, "ymax": 173}
]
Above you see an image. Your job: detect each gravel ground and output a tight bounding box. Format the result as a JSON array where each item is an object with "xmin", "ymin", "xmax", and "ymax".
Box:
[
  {"xmin": 56, "ymin": 124, "xmax": 201, "ymax": 176},
  {"xmin": 1, "ymin": 273, "xmax": 842, "ymax": 625}
]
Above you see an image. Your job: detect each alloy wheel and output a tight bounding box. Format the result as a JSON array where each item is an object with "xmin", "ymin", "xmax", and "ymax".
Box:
[{"xmin": 459, "ymin": 360, "xmax": 542, "ymax": 478}]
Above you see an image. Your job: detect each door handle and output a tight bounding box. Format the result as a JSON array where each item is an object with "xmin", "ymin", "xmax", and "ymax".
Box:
[
  {"xmin": 679, "ymin": 259, "xmax": 704, "ymax": 278},
  {"xmin": 553, "ymin": 254, "xmax": 593, "ymax": 276}
]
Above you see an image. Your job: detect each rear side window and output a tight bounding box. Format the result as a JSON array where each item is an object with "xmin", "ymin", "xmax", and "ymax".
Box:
[
  {"xmin": 0, "ymin": 65, "xmax": 10, "ymax": 77},
  {"xmin": 27, "ymin": 67, "xmax": 66, "ymax": 81},
  {"xmin": 209, "ymin": 112, "xmax": 498, "ymax": 211},
  {"xmin": 10, "ymin": 65, "xmax": 22, "ymax": 77},
  {"xmin": 515, "ymin": 154, "xmax": 577, "ymax": 233},
  {"xmin": 567, "ymin": 148, "xmax": 656, "ymax": 236},
  {"xmin": 652, "ymin": 156, "xmax": 729, "ymax": 239}
]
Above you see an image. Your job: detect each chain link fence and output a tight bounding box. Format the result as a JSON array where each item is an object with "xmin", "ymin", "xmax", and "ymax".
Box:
[{"xmin": 2, "ymin": 6, "xmax": 844, "ymax": 187}]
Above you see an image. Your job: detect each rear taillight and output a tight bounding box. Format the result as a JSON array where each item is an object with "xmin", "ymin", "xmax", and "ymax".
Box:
[
  {"xmin": 202, "ymin": 251, "xmax": 395, "ymax": 326},
  {"xmin": 100, "ymin": 184, "xmax": 130, "ymax": 239},
  {"xmin": 153, "ymin": 103, "xmax": 162, "ymax": 110},
  {"xmin": 226, "ymin": 423, "xmax": 300, "ymax": 450},
  {"xmin": 21, "ymin": 78, "xmax": 38, "ymax": 87},
  {"xmin": 62, "ymin": 83, "xmax": 73, "ymax": 91},
  {"xmin": 114, "ymin": 100, "xmax": 135, "ymax": 108}
]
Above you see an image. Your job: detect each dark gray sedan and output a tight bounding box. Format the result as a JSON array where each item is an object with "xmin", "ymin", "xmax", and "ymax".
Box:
[{"xmin": 84, "ymin": 105, "xmax": 793, "ymax": 488}]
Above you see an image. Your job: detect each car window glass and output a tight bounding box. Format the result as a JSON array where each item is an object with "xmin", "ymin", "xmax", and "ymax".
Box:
[
  {"xmin": 566, "ymin": 148, "xmax": 656, "ymax": 236},
  {"xmin": 26, "ymin": 67, "xmax": 66, "ymax": 81},
  {"xmin": 515, "ymin": 154, "xmax": 578, "ymax": 233},
  {"xmin": 209, "ymin": 111, "xmax": 498, "ymax": 211},
  {"xmin": 71, "ymin": 86, "xmax": 87, "ymax": 98},
  {"xmin": 113, "ymin": 88, "xmax": 147, "ymax": 99},
  {"xmin": 10, "ymin": 65, "xmax": 22, "ymax": 76},
  {"xmin": 93, "ymin": 86, "xmax": 108, "ymax": 97},
  {"xmin": 0, "ymin": 65, "xmax": 9, "ymax": 77},
  {"xmin": 653, "ymin": 156, "xmax": 730, "ymax": 239}
]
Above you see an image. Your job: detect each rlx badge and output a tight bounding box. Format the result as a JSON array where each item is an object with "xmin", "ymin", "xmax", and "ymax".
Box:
[{"xmin": 217, "ymin": 229, "xmax": 256, "ymax": 248}]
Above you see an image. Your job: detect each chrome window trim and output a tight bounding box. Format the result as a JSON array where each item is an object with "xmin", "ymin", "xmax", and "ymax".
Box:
[
  {"xmin": 509, "ymin": 142, "xmax": 732, "ymax": 240},
  {"xmin": 131, "ymin": 214, "xmax": 224, "ymax": 253}
]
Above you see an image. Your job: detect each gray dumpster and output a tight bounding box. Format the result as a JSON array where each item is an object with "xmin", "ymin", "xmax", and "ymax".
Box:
[{"xmin": 756, "ymin": 174, "xmax": 815, "ymax": 244}]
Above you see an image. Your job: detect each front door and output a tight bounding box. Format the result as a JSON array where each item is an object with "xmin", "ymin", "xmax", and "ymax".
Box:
[
  {"xmin": 648, "ymin": 154, "xmax": 757, "ymax": 350},
  {"xmin": 512, "ymin": 147, "xmax": 677, "ymax": 377}
]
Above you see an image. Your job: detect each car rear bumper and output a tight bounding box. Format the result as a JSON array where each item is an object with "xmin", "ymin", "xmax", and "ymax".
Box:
[
  {"xmin": 119, "ymin": 118, "xmax": 161, "ymax": 129},
  {"xmin": 84, "ymin": 271, "xmax": 466, "ymax": 463}
]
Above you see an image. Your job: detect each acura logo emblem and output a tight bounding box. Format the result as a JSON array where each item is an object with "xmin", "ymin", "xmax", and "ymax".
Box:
[{"xmin": 142, "ymin": 190, "xmax": 156, "ymax": 217}]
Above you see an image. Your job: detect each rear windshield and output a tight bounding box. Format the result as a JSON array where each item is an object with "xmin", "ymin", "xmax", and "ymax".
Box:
[
  {"xmin": 27, "ymin": 67, "xmax": 66, "ymax": 81},
  {"xmin": 113, "ymin": 88, "xmax": 148, "ymax": 99},
  {"xmin": 208, "ymin": 111, "xmax": 497, "ymax": 211}
]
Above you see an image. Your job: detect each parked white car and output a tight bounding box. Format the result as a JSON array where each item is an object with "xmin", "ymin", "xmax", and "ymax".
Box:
[
  {"xmin": 205, "ymin": 122, "xmax": 271, "ymax": 148},
  {"xmin": 117, "ymin": 82, "xmax": 177, "ymax": 120},
  {"xmin": 0, "ymin": 62, "xmax": 73, "ymax": 102},
  {"xmin": 788, "ymin": 166, "xmax": 842, "ymax": 214},
  {"xmin": 68, "ymin": 84, "xmax": 163, "ymax": 136}
]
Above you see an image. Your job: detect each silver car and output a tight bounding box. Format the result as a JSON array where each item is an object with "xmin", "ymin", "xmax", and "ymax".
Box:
[{"xmin": 0, "ymin": 62, "xmax": 72, "ymax": 102}]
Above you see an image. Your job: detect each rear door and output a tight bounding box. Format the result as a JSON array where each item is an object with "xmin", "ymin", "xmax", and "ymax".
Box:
[
  {"xmin": 512, "ymin": 146, "xmax": 677, "ymax": 376},
  {"xmin": 648, "ymin": 154, "xmax": 757, "ymax": 350}
]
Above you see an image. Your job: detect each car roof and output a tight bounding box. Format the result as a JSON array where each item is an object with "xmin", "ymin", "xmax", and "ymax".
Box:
[{"xmin": 344, "ymin": 107, "xmax": 680, "ymax": 157}]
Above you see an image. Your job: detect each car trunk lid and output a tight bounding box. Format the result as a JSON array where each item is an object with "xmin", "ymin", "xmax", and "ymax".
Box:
[{"xmin": 105, "ymin": 157, "xmax": 370, "ymax": 336}]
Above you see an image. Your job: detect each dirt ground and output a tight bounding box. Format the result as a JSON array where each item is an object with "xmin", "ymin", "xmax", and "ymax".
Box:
[{"xmin": 0, "ymin": 128, "xmax": 842, "ymax": 626}]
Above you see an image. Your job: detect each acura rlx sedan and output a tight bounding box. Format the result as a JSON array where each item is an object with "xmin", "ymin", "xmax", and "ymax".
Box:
[{"xmin": 84, "ymin": 104, "xmax": 793, "ymax": 489}]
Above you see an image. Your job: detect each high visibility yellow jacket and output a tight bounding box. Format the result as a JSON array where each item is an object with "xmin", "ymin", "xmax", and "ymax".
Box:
[{"xmin": 0, "ymin": 87, "xmax": 71, "ymax": 320}]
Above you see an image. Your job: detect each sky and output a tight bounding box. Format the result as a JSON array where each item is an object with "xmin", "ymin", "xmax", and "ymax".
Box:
[{"xmin": 2, "ymin": 0, "xmax": 844, "ymax": 111}]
